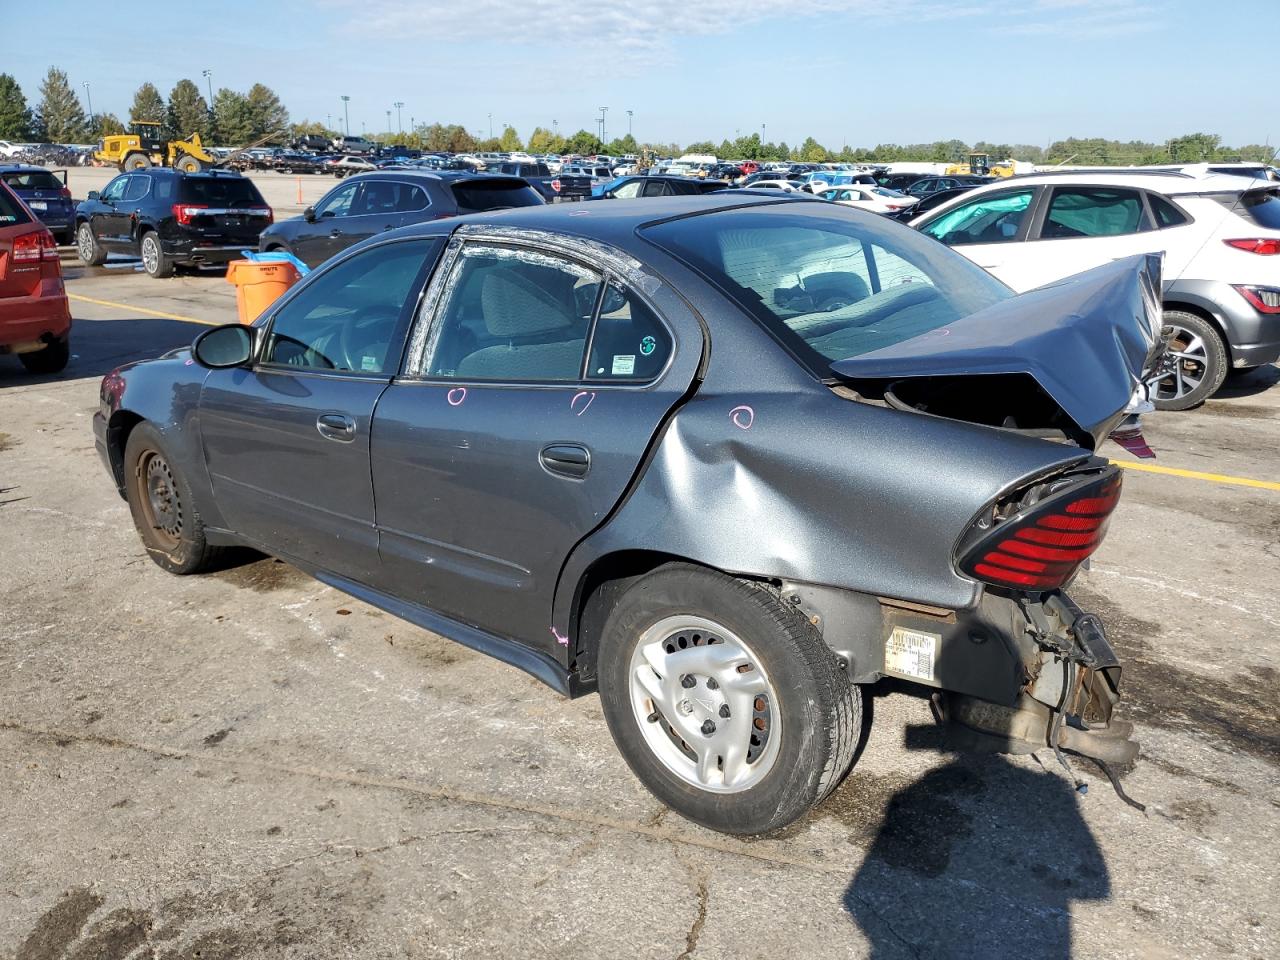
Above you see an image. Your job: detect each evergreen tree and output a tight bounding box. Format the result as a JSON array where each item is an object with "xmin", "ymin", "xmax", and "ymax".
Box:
[
  {"xmin": 129, "ymin": 82, "xmax": 166, "ymax": 126},
  {"xmin": 799, "ymin": 137, "xmax": 827, "ymax": 162},
  {"xmin": 0, "ymin": 74, "xmax": 34, "ymax": 140},
  {"xmin": 245, "ymin": 83, "xmax": 289, "ymax": 140},
  {"xmin": 89, "ymin": 113, "xmax": 126, "ymax": 138},
  {"xmin": 36, "ymin": 67, "xmax": 87, "ymax": 142},
  {"xmin": 167, "ymin": 79, "xmax": 209, "ymax": 139},
  {"xmin": 212, "ymin": 88, "xmax": 253, "ymax": 145}
]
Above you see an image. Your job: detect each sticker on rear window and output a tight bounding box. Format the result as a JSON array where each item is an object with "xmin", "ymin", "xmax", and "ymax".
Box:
[
  {"xmin": 885, "ymin": 627, "xmax": 937, "ymax": 682},
  {"xmin": 611, "ymin": 355, "xmax": 635, "ymax": 375},
  {"xmin": 0, "ymin": 216, "xmax": 16, "ymax": 222}
]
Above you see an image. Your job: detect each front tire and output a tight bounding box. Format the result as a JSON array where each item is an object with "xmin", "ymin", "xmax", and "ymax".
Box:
[
  {"xmin": 123, "ymin": 422, "xmax": 224, "ymax": 575},
  {"xmin": 174, "ymin": 153, "xmax": 204, "ymax": 173},
  {"xmin": 1147, "ymin": 310, "xmax": 1227, "ymax": 410},
  {"xmin": 140, "ymin": 231, "xmax": 173, "ymax": 278},
  {"xmin": 76, "ymin": 222, "xmax": 106, "ymax": 266},
  {"xmin": 598, "ymin": 565, "xmax": 861, "ymax": 835},
  {"xmin": 123, "ymin": 152, "xmax": 152, "ymax": 171}
]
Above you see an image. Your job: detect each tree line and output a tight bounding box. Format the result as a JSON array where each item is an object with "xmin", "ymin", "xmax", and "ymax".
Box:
[
  {"xmin": 1, "ymin": 68, "xmax": 1273, "ymax": 166},
  {"xmin": 0, "ymin": 67, "xmax": 290, "ymax": 146}
]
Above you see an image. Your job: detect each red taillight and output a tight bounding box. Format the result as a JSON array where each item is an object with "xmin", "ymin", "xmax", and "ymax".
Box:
[
  {"xmin": 1224, "ymin": 238, "xmax": 1280, "ymax": 255},
  {"xmin": 250, "ymin": 205, "xmax": 274, "ymax": 224},
  {"xmin": 1233, "ymin": 284, "xmax": 1280, "ymax": 314},
  {"xmin": 958, "ymin": 470, "xmax": 1122, "ymax": 591},
  {"xmin": 12, "ymin": 231, "xmax": 59, "ymax": 262},
  {"xmin": 59, "ymin": 186, "xmax": 72, "ymax": 200},
  {"xmin": 172, "ymin": 203, "xmax": 209, "ymax": 225}
]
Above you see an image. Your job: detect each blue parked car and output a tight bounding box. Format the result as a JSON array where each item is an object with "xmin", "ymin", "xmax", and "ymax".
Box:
[{"xmin": 1, "ymin": 164, "xmax": 75, "ymax": 245}]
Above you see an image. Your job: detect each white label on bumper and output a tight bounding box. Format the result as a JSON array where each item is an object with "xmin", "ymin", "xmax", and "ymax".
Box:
[{"xmin": 885, "ymin": 627, "xmax": 938, "ymax": 682}]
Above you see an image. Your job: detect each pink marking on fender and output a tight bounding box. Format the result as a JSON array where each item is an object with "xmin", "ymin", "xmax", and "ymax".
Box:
[
  {"xmin": 184, "ymin": 358, "xmax": 194, "ymax": 366},
  {"xmin": 570, "ymin": 391, "xmax": 595, "ymax": 416},
  {"xmin": 447, "ymin": 387, "xmax": 467, "ymax": 406},
  {"xmin": 551, "ymin": 627, "xmax": 569, "ymax": 646},
  {"xmin": 729, "ymin": 404, "xmax": 755, "ymax": 430}
]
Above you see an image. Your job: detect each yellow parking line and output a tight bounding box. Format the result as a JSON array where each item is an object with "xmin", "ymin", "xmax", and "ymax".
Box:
[
  {"xmin": 1111, "ymin": 459, "xmax": 1280, "ymax": 492},
  {"xmin": 67, "ymin": 293, "xmax": 220, "ymax": 326}
]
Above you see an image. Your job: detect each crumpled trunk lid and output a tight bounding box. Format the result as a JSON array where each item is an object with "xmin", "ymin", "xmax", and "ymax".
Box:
[{"xmin": 829, "ymin": 253, "xmax": 1165, "ymax": 449}]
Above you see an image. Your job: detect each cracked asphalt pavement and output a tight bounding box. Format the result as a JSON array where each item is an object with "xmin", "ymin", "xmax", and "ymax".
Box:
[{"xmin": 1, "ymin": 182, "xmax": 1277, "ymax": 958}]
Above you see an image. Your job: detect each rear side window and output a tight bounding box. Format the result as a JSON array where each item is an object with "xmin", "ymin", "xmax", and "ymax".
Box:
[
  {"xmin": 1149, "ymin": 194, "xmax": 1189, "ymax": 228},
  {"xmin": 1, "ymin": 170, "xmax": 62, "ymax": 191},
  {"xmin": 0, "ymin": 184, "xmax": 33, "ymax": 224},
  {"xmin": 123, "ymin": 176, "xmax": 150, "ymax": 202},
  {"xmin": 1040, "ymin": 188, "xmax": 1146, "ymax": 239},
  {"xmin": 1238, "ymin": 190, "xmax": 1280, "ymax": 230},
  {"xmin": 181, "ymin": 177, "xmax": 265, "ymax": 206},
  {"xmin": 450, "ymin": 179, "xmax": 543, "ymax": 214},
  {"xmin": 587, "ymin": 282, "xmax": 671, "ymax": 381}
]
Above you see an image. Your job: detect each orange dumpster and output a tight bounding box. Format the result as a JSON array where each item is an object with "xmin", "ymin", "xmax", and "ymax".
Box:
[{"xmin": 225, "ymin": 259, "xmax": 301, "ymax": 324}]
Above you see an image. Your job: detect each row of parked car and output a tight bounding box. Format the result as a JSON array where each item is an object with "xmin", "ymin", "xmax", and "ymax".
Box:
[{"xmin": 3, "ymin": 157, "xmax": 1278, "ymax": 412}]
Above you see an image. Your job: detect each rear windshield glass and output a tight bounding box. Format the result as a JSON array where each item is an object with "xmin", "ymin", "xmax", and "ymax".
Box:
[
  {"xmin": 643, "ymin": 205, "xmax": 1011, "ymax": 373},
  {"xmin": 180, "ymin": 177, "xmax": 265, "ymax": 206},
  {"xmin": 450, "ymin": 179, "xmax": 543, "ymax": 213},
  {"xmin": 1238, "ymin": 190, "xmax": 1280, "ymax": 231},
  {"xmin": 0, "ymin": 184, "xmax": 33, "ymax": 224},
  {"xmin": 1, "ymin": 170, "xmax": 63, "ymax": 191}
]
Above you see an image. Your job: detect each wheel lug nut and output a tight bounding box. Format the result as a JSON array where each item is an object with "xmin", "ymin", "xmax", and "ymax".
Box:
[
  {"xmin": 701, "ymin": 720, "xmax": 716, "ymax": 736},
  {"xmin": 706, "ymin": 678, "xmax": 719, "ymax": 690},
  {"xmin": 719, "ymin": 704, "xmax": 730, "ymax": 718},
  {"xmin": 678, "ymin": 700, "xmax": 694, "ymax": 715},
  {"xmin": 681, "ymin": 675, "xmax": 696, "ymax": 689}
]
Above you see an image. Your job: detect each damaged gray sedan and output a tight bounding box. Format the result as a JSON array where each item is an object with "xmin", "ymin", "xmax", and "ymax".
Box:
[{"xmin": 94, "ymin": 195, "xmax": 1163, "ymax": 834}]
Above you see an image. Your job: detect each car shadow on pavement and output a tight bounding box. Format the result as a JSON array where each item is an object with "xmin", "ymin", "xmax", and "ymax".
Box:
[
  {"xmin": 1215, "ymin": 362, "xmax": 1280, "ymax": 399},
  {"xmin": 842, "ymin": 721, "xmax": 1110, "ymax": 959},
  {"xmin": 0, "ymin": 317, "xmax": 208, "ymax": 387}
]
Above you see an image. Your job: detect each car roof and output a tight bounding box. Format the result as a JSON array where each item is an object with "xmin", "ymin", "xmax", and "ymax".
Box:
[
  {"xmin": 992, "ymin": 170, "xmax": 1265, "ymax": 196},
  {"xmin": 345, "ymin": 170, "xmax": 525, "ymax": 184}
]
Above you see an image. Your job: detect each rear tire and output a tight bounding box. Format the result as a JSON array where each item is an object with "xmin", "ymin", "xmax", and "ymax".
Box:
[
  {"xmin": 123, "ymin": 422, "xmax": 225, "ymax": 575},
  {"xmin": 140, "ymin": 231, "xmax": 173, "ymax": 279},
  {"xmin": 1148, "ymin": 310, "xmax": 1228, "ymax": 411},
  {"xmin": 76, "ymin": 222, "xmax": 106, "ymax": 266},
  {"xmin": 123, "ymin": 152, "xmax": 152, "ymax": 170},
  {"xmin": 598, "ymin": 565, "xmax": 862, "ymax": 835},
  {"xmin": 19, "ymin": 338, "xmax": 69, "ymax": 374}
]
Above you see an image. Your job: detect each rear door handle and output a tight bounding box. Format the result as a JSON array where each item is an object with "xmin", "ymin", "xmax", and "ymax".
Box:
[
  {"xmin": 316, "ymin": 413, "xmax": 356, "ymax": 442},
  {"xmin": 539, "ymin": 443, "xmax": 590, "ymax": 479}
]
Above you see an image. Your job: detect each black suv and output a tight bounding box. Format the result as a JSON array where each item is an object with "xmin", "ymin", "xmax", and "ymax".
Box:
[
  {"xmin": 75, "ymin": 169, "xmax": 272, "ymax": 278},
  {"xmin": 258, "ymin": 171, "xmax": 543, "ymax": 268}
]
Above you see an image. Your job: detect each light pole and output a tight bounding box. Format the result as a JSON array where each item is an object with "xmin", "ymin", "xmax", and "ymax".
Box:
[
  {"xmin": 201, "ymin": 69, "xmax": 213, "ymax": 105},
  {"xmin": 488, "ymin": 113, "xmax": 493, "ymax": 139},
  {"xmin": 326, "ymin": 112, "xmax": 331, "ymax": 132},
  {"xmin": 82, "ymin": 82, "xmax": 94, "ymax": 130},
  {"xmin": 600, "ymin": 106, "xmax": 608, "ymax": 145},
  {"xmin": 386, "ymin": 109, "xmax": 392, "ymax": 137},
  {"xmin": 340, "ymin": 95, "xmax": 350, "ymax": 135},
  {"xmin": 627, "ymin": 109, "xmax": 633, "ymax": 138},
  {"xmin": 394, "ymin": 101, "xmax": 404, "ymax": 133}
]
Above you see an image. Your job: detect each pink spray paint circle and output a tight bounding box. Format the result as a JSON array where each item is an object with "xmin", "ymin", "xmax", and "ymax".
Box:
[
  {"xmin": 447, "ymin": 387, "xmax": 467, "ymax": 406},
  {"xmin": 729, "ymin": 405, "xmax": 755, "ymax": 430},
  {"xmin": 570, "ymin": 391, "xmax": 595, "ymax": 416}
]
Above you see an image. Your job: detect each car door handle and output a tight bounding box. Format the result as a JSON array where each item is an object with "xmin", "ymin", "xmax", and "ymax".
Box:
[
  {"xmin": 316, "ymin": 413, "xmax": 356, "ymax": 442},
  {"xmin": 329, "ymin": 228, "xmax": 343, "ymax": 237},
  {"xmin": 539, "ymin": 443, "xmax": 590, "ymax": 479}
]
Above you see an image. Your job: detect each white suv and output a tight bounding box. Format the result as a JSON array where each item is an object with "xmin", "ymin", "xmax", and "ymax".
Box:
[{"xmin": 913, "ymin": 171, "xmax": 1280, "ymax": 409}]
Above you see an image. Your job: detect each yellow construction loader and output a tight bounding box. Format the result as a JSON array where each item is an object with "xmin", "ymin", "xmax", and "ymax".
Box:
[
  {"xmin": 945, "ymin": 153, "xmax": 1016, "ymax": 178},
  {"xmin": 94, "ymin": 121, "xmax": 215, "ymax": 173}
]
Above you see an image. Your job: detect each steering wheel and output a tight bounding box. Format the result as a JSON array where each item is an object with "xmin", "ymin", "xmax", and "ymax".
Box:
[{"xmin": 337, "ymin": 306, "xmax": 401, "ymax": 373}]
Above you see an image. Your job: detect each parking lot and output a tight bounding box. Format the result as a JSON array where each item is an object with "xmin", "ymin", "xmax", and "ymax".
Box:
[{"xmin": 1, "ymin": 169, "xmax": 1278, "ymax": 959}]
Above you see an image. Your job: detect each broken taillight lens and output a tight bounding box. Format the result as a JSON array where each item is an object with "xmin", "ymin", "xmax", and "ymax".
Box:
[{"xmin": 958, "ymin": 469, "xmax": 1122, "ymax": 591}]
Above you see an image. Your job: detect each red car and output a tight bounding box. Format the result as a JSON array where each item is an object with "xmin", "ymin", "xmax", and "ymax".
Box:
[{"xmin": 0, "ymin": 178, "xmax": 71, "ymax": 373}]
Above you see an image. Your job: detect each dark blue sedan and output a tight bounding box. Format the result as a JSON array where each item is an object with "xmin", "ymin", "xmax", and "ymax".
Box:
[
  {"xmin": 1, "ymin": 164, "xmax": 75, "ymax": 244},
  {"xmin": 92, "ymin": 195, "xmax": 1162, "ymax": 834}
]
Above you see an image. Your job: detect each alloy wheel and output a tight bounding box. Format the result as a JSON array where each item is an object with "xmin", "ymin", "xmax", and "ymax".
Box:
[
  {"xmin": 77, "ymin": 225, "xmax": 94, "ymax": 262},
  {"xmin": 1146, "ymin": 322, "xmax": 1207, "ymax": 403},
  {"xmin": 141, "ymin": 236, "xmax": 159, "ymax": 275},
  {"xmin": 628, "ymin": 615, "xmax": 781, "ymax": 794}
]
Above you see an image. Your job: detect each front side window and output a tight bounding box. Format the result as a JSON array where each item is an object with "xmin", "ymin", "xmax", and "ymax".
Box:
[
  {"xmin": 263, "ymin": 239, "xmax": 433, "ymax": 374},
  {"xmin": 920, "ymin": 189, "xmax": 1035, "ymax": 246},
  {"xmin": 426, "ymin": 245, "xmax": 601, "ymax": 382},
  {"xmin": 1040, "ymin": 187, "xmax": 1146, "ymax": 239},
  {"xmin": 645, "ymin": 206, "xmax": 1010, "ymax": 371},
  {"xmin": 100, "ymin": 176, "xmax": 129, "ymax": 202},
  {"xmin": 315, "ymin": 181, "xmax": 359, "ymax": 219},
  {"xmin": 611, "ymin": 180, "xmax": 643, "ymax": 199}
]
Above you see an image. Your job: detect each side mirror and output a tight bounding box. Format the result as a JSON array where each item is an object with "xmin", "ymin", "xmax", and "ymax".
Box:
[
  {"xmin": 87, "ymin": 190, "xmax": 100, "ymax": 200},
  {"xmin": 192, "ymin": 323, "xmax": 254, "ymax": 369},
  {"xmin": 303, "ymin": 206, "xmax": 317, "ymax": 222}
]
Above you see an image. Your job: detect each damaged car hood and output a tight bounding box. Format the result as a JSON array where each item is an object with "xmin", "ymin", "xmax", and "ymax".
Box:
[{"xmin": 830, "ymin": 253, "xmax": 1165, "ymax": 447}]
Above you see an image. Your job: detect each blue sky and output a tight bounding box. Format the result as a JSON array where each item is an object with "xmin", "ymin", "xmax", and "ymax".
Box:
[{"xmin": 6, "ymin": 0, "xmax": 1274, "ymax": 148}]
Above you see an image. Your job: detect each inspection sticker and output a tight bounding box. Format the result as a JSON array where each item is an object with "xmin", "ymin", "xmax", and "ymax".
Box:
[
  {"xmin": 885, "ymin": 627, "xmax": 938, "ymax": 682},
  {"xmin": 612, "ymin": 355, "xmax": 636, "ymax": 375}
]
